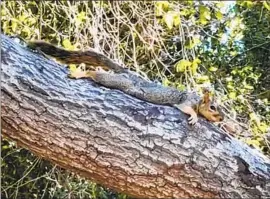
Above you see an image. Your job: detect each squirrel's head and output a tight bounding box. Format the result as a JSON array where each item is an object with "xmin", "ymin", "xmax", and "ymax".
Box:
[{"xmin": 198, "ymin": 89, "xmax": 224, "ymax": 122}]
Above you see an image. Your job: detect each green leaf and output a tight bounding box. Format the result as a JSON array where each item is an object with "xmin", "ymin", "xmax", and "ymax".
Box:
[
  {"xmin": 62, "ymin": 39, "xmax": 74, "ymax": 50},
  {"xmin": 246, "ymin": 139, "xmax": 261, "ymax": 148},
  {"xmin": 186, "ymin": 37, "xmax": 201, "ymax": 49},
  {"xmin": 173, "ymin": 14, "xmax": 181, "ymax": 27},
  {"xmin": 230, "ymin": 51, "xmax": 238, "ymax": 56},
  {"xmin": 157, "ymin": 1, "xmax": 169, "ymax": 10},
  {"xmin": 249, "ymin": 113, "xmax": 259, "ymax": 123},
  {"xmin": 235, "ymin": 33, "xmax": 244, "ymax": 40},
  {"xmin": 1, "ymin": 8, "xmax": 6, "ymax": 16},
  {"xmin": 227, "ymin": 84, "xmax": 234, "ymax": 90},
  {"xmin": 162, "ymin": 78, "xmax": 170, "ymax": 87},
  {"xmin": 191, "ymin": 58, "xmax": 201, "ymax": 74},
  {"xmin": 18, "ymin": 14, "xmax": 27, "ymax": 22},
  {"xmin": 155, "ymin": 4, "xmax": 163, "ymax": 16},
  {"xmin": 229, "ymin": 17, "xmax": 244, "ymax": 31},
  {"xmin": 244, "ymin": 84, "xmax": 254, "ymax": 90},
  {"xmin": 199, "ymin": 5, "xmax": 211, "ymax": 25},
  {"xmin": 163, "ymin": 12, "xmax": 174, "ymax": 29},
  {"xmin": 237, "ymin": 95, "xmax": 245, "ymax": 103},
  {"xmin": 247, "ymin": 1, "xmax": 255, "ymax": 8},
  {"xmin": 199, "ymin": 18, "xmax": 208, "ymax": 25},
  {"xmin": 226, "ymin": 76, "xmax": 233, "ymax": 82},
  {"xmin": 196, "ymin": 75, "xmax": 209, "ymax": 83},
  {"xmin": 76, "ymin": 12, "xmax": 86, "ymax": 25},
  {"xmin": 97, "ymin": 1, "xmax": 108, "ymax": 8},
  {"xmin": 156, "ymin": 1, "xmax": 169, "ymax": 16},
  {"xmin": 258, "ymin": 122, "xmax": 269, "ymax": 133},
  {"xmin": 229, "ymin": 92, "xmax": 237, "ymax": 99},
  {"xmin": 180, "ymin": 9, "xmax": 189, "ymax": 16},
  {"xmin": 28, "ymin": 18, "xmax": 36, "ymax": 25},
  {"xmin": 216, "ymin": 2, "xmax": 225, "ymax": 8},
  {"xmin": 263, "ymin": 1, "xmax": 270, "ymax": 11},
  {"xmin": 175, "ymin": 59, "xmax": 192, "ymax": 72},
  {"xmin": 11, "ymin": 20, "xmax": 18, "ymax": 32},
  {"xmin": 215, "ymin": 11, "xmax": 223, "ymax": 20},
  {"xmin": 193, "ymin": 38, "xmax": 201, "ymax": 45},
  {"xmin": 163, "ymin": 11, "xmax": 180, "ymax": 29},
  {"xmin": 22, "ymin": 26, "xmax": 31, "ymax": 36},
  {"xmin": 209, "ymin": 66, "xmax": 218, "ymax": 72},
  {"xmin": 176, "ymin": 84, "xmax": 186, "ymax": 91}
]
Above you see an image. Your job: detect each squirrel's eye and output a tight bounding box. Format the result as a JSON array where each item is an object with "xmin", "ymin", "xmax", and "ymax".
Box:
[{"xmin": 210, "ymin": 105, "xmax": 216, "ymax": 111}]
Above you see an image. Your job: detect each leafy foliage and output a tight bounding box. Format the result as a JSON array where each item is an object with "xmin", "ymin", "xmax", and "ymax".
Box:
[
  {"xmin": 1, "ymin": 1, "xmax": 270, "ymax": 198},
  {"xmin": 1, "ymin": 139, "xmax": 126, "ymax": 199}
]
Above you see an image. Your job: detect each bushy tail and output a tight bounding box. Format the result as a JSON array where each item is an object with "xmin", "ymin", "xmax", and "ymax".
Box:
[{"xmin": 27, "ymin": 41, "xmax": 126, "ymax": 72}]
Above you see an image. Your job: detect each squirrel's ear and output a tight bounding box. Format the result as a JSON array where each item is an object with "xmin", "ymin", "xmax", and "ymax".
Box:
[{"xmin": 202, "ymin": 90, "xmax": 211, "ymax": 104}]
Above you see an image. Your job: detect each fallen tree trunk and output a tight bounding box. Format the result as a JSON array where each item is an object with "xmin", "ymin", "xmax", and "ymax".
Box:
[{"xmin": 1, "ymin": 34, "xmax": 270, "ymax": 198}]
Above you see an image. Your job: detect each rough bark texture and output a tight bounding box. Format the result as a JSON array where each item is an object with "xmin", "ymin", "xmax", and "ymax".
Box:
[{"xmin": 1, "ymin": 34, "xmax": 270, "ymax": 199}]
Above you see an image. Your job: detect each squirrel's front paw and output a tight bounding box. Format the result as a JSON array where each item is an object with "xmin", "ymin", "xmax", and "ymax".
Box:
[{"xmin": 188, "ymin": 114, "xmax": 198, "ymax": 125}]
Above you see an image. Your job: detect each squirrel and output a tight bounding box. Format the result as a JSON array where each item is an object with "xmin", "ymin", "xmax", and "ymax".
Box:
[
  {"xmin": 68, "ymin": 68, "xmax": 224, "ymax": 125},
  {"xmin": 27, "ymin": 41, "xmax": 224, "ymax": 125}
]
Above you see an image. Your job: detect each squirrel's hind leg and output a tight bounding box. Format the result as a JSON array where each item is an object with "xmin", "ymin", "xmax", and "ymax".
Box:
[{"xmin": 68, "ymin": 68, "xmax": 98, "ymax": 81}]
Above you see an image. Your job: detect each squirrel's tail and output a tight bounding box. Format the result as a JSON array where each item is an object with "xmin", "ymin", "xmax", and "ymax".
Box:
[{"xmin": 28, "ymin": 41, "xmax": 126, "ymax": 72}]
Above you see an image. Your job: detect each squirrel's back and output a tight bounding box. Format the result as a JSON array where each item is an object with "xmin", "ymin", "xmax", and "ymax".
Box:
[{"xmin": 92, "ymin": 71, "xmax": 194, "ymax": 105}]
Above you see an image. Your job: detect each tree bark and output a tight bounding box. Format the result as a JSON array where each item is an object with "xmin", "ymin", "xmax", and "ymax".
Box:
[{"xmin": 1, "ymin": 34, "xmax": 270, "ymax": 199}]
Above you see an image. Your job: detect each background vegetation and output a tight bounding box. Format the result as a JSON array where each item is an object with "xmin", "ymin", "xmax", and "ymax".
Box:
[{"xmin": 1, "ymin": 1, "xmax": 269, "ymax": 198}]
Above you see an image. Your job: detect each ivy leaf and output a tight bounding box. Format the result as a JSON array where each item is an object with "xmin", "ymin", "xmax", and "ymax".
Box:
[
  {"xmin": 245, "ymin": 1, "xmax": 255, "ymax": 8},
  {"xmin": 162, "ymin": 78, "xmax": 170, "ymax": 87},
  {"xmin": 249, "ymin": 113, "xmax": 259, "ymax": 123},
  {"xmin": 157, "ymin": 1, "xmax": 169, "ymax": 10},
  {"xmin": 258, "ymin": 122, "xmax": 268, "ymax": 133},
  {"xmin": 11, "ymin": 20, "xmax": 18, "ymax": 32},
  {"xmin": 177, "ymin": 84, "xmax": 186, "ymax": 91},
  {"xmin": 196, "ymin": 75, "xmax": 210, "ymax": 83},
  {"xmin": 18, "ymin": 14, "xmax": 27, "ymax": 22},
  {"xmin": 209, "ymin": 66, "xmax": 218, "ymax": 72},
  {"xmin": 191, "ymin": 58, "xmax": 201, "ymax": 74},
  {"xmin": 173, "ymin": 14, "xmax": 181, "ymax": 27},
  {"xmin": 76, "ymin": 12, "xmax": 86, "ymax": 25},
  {"xmin": 246, "ymin": 139, "xmax": 261, "ymax": 149},
  {"xmin": 230, "ymin": 51, "xmax": 238, "ymax": 56},
  {"xmin": 216, "ymin": 2, "xmax": 225, "ymax": 8},
  {"xmin": 229, "ymin": 92, "xmax": 237, "ymax": 99},
  {"xmin": 186, "ymin": 37, "xmax": 201, "ymax": 49},
  {"xmin": 215, "ymin": 11, "xmax": 223, "ymax": 20},
  {"xmin": 199, "ymin": 5, "xmax": 211, "ymax": 25},
  {"xmin": 62, "ymin": 39, "xmax": 74, "ymax": 50},
  {"xmin": 263, "ymin": 1, "xmax": 270, "ymax": 11},
  {"xmin": 22, "ymin": 26, "xmax": 31, "ymax": 36},
  {"xmin": 155, "ymin": 4, "xmax": 163, "ymax": 16},
  {"xmin": 180, "ymin": 9, "xmax": 189, "ymax": 16},
  {"xmin": 163, "ymin": 12, "xmax": 174, "ymax": 29},
  {"xmin": 156, "ymin": 1, "xmax": 169, "ymax": 16},
  {"xmin": 163, "ymin": 11, "xmax": 181, "ymax": 29},
  {"xmin": 175, "ymin": 59, "xmax": 192, "ymax": 72},
  {"xmin": 244, "ymin": 84, "xmax": 254, "ymax": 90},
  {"xmin": 28, "ymin": 18, "xmax": 36, "ymax": 25}
]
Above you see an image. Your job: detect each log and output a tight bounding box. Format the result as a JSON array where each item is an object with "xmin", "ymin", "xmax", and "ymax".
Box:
[{"xmin": 1, "ymin": 34, "xmax": 270, "ymax": 198}]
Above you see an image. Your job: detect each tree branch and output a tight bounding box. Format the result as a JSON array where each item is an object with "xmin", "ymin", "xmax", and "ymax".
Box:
[{"xmin": 1, "ymin": 34, "xmax": 270, "ymax": 198}]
